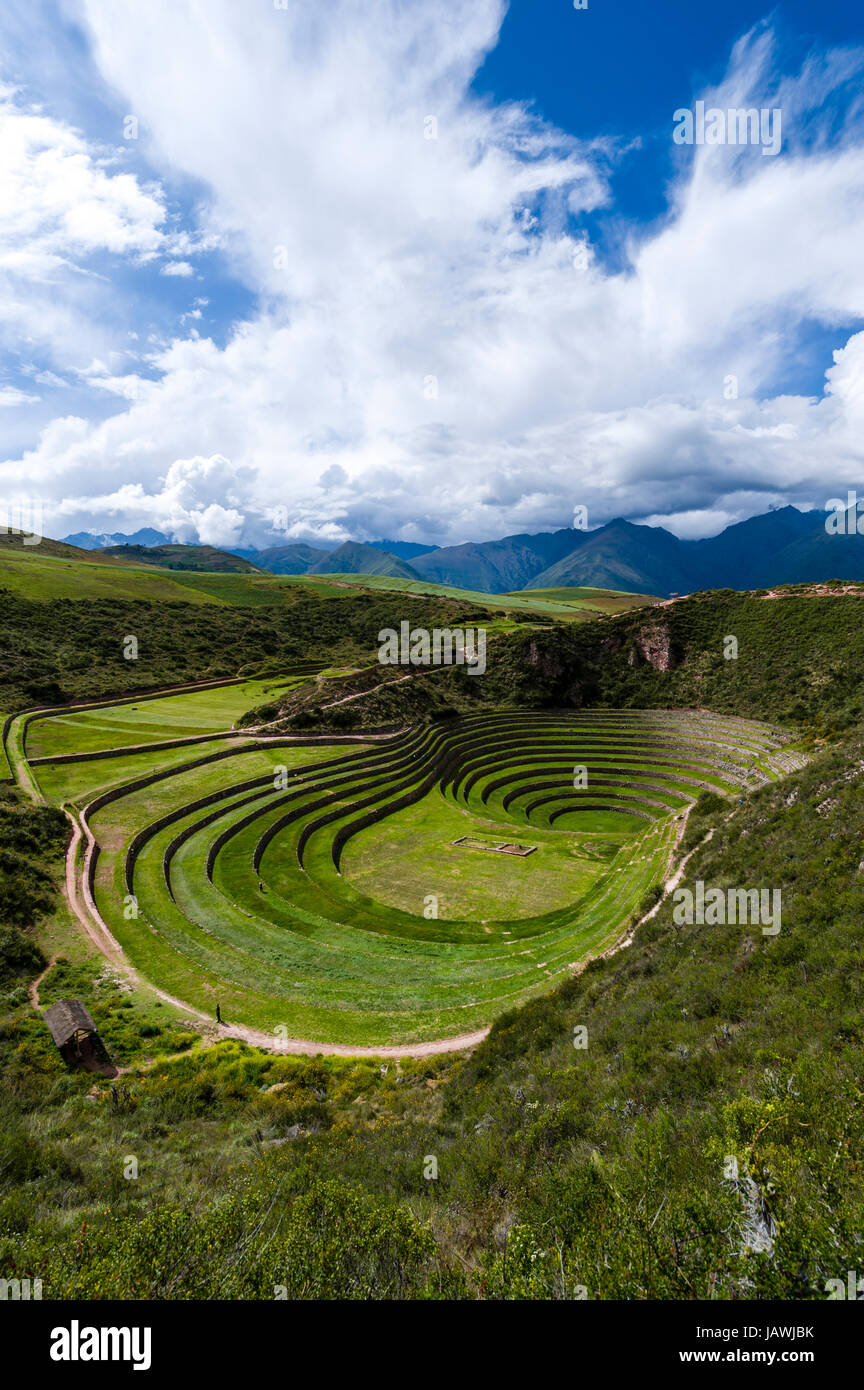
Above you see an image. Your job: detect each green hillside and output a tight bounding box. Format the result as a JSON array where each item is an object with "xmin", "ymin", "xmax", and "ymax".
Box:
[
  {"xmin": 307, "ymin": 540, "xmax": 421, "ymax": 579},
  {"xmin": 252, "ymin": 543, "xmax": 325, "ymax": 574},
  {"xmin": 0, "ymin": 587, "xmax": 861, "ymax": 1298},
  {"xmin": 0, "ymin": 588, "xmax": 486, "ymax": 716},
  {"xmin": 278, "ymin": 570, "xmax": 649, "ymax": 619},
  {"xmin": 254, "ymin": 587, "xmax": 864, "ymax": 738},
  {"xmin": 0, "ymin": 539, "xmax": 645, "ymax": 618},
  {"xmin": 0, "ymin": 545, "xmax": 226, "ymax": 605},
  {"xmin": 513, "ymin": 586, "xmax": 660, "ymax": 613},
  {"xmin": 484, "ymin": 588, "xmax": 864, "ymax": 731},
  {"xmin": 100, "ymin": 543, "xmax": 264, "ymax": 573},
  {"xmin": 529, "ymin": 519, "xmax": 694, "ymax": 596}
]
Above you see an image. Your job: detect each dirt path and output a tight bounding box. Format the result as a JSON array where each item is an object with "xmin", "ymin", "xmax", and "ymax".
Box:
[
  {"xmin": 244, "ymin": 728, "xmax": 404, "ymax": 741},
  {"xmin": 632, "ymin": 816, "xmax": 713, "ymax": 935},
  {"xmin": 67, "ymin": 809, "xmax": 122, "ymax": 956},
  {"xmin": 569, "ymin": 807, "xmax": 698, "ymax": 975},
  {"xmin": 760, "ymin": 585, "xmax": 864, "ymax": 600},
  {"xmin": 217, "ymin": 1020, "xmax": 490, "ymax": 1058},
  {"xmin": 318, "ymin": 673, "xmax": 414, "ymax": 710},
  {"xmin": 113, "ymin": 1022, "xmax": 493, "ymax": 1074},
  {"xmin": 28, "ymin": 956, "xmax": 57, "ymax": 1010},
  {"xmin": 593, "ymin": 811, "xmax": 729, "ymax": 970}
]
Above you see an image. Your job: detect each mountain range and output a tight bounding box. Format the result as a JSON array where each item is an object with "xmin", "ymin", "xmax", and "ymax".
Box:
[{"xmin": 61, "ymin": 504, "xmax": 864, "ymax": 595}]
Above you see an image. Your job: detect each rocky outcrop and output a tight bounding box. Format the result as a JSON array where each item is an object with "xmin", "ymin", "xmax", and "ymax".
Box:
[
  {"xmin": 525, "ymin": 638, "xmax": 566, "ymax": 681},
  {"xmin": 628, "ymin": 623, "xmax": 680, "ymax": 672}
]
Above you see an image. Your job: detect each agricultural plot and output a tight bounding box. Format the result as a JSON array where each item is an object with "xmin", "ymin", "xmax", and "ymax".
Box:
[
  {"xmin": 278, "ymin": 572, "xmax": 644, "ymax": 619},
  {"xmin": 24, "ymin": 674, "xmax": 314, "ymax": 760},
  {"xmin": 511, "ymin": 586, "xmax": 661, "ymax": 614},
  {"xmin": 9, "ymin": 676, "xmax": 804, "ymax": 1048}
]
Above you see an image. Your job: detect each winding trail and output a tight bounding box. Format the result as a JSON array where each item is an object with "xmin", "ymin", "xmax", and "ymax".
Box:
[
  {"xmin": 318, "ymin": 673, "xmax": 414, "ymax": 710},
  {"xmin": 28, "ymin": 956, "xmax": 56, "ymax": 1010},
  {"xmin": 568, "ymin": 806, "xmax": 697, "ymax": 976}
]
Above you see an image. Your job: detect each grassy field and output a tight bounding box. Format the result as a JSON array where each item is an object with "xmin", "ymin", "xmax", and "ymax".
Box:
[
  {"xmin": 5, "ymin": 672, "xmax": 804, "ymax": 1046},
  {"xmin": 0, "ymin": 541, "xmax": 374, "ymax": 608},
  {"xmin": 513, "ymin": 586, "xmax": 662, "ymax": 613},
  {"xmin": 0, "ymin": 546, "xmax": 222, "ymax": 605},
  {"xmin": 0, "ymin": 540, "xmax": 659, "ymax": 624},
  {"xmin": 31, "ymin": 736, "xmax": 250, "ymax": 806},
  {"xmin": 274, "ymin": 572, "xmax": 651, "ymax": 619},
  {"xmin": 25, "ymin": 677, "xmax": 310, "ymax": 759},
  {"xmin": 340, "ymin": 794, "xmax": 624, "ymax": 919},
  {"xmin": 156, "ymin": 570, "xmax": 370, "ymax": 606}
]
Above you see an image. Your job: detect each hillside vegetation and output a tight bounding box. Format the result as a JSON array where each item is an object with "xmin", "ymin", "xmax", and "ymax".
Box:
[
  {"xmin": 100, "ymin": 544, "xmax": 264, "ymax": 573},
  {"xmin": 0, "ymin": 537, "xmax": 644, "ymax": 618},
  {"xmin": 0, "ymin": 584, "xmax": 861, "ymax": 1299},
  {"xmin": 278, "ymin": 588, "xmax": 864, "ymax": 735},
  {"xmin": 0, "ymin": 589, "xmax": 482, "ymax": 714},
  {"xmin": 0, "ymin": 714, "xmax": 861, "ymax": 1297},
  {"xmin": 491, "ymin": 588, "xmax": 864, "ymax": 731}
]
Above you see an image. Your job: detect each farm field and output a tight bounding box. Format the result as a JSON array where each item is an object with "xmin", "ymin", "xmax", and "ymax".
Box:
[
  {"xmin": 23, "ymin": 674, "xmax": 314, "ymax": 760},
  {"xmin": 4, "ymin": 673, "xmax": 807, "ymax": 1048},
  {"xmin": 275, "ymin": 571, "xmax": 650, "ymax": 619},
  {"xmin": 513, "ymin": 586, "xmax": 662, "ymax": 613},
  {"xmin": 164, "ymin": 571, "xmax": 363, "ymax": 605}
]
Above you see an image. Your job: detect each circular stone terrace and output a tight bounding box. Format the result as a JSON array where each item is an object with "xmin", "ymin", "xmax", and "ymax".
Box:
[{"xmin": 9, "ymin": 695, "xmax": 805, "ymax": 1050}]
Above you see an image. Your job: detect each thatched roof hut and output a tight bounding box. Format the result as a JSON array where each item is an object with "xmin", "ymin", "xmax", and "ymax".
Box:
[
  {"xmin": 44, "ymin": 999, "xmax": 96, "ymax": 1050},
  {"xmin": 43, "ymin": 999, "xmax": 115, "ymax": 1075}
]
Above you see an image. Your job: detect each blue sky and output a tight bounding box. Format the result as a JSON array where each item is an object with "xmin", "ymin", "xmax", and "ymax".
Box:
[
  {"xmin": 0, "ymin": 0, "xmax": 863, "ymax": 548},
  {"xmin": 474, "ymin": 0, "xmax": 864, "ymax": 395},
  {"xmin": 476, "ymin": 0, "xmax": 864, "ymax": 137}
]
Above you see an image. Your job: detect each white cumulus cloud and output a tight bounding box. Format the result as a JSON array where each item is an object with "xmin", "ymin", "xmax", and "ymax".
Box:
[{"xmin": 1, "ymin": 4, "xmax": 863, "ymax": 544}]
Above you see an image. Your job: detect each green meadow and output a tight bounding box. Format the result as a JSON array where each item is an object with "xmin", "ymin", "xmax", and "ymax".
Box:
[{"xmin": 25, "ymin": 676, "xmax": 310, "ymax": 760}]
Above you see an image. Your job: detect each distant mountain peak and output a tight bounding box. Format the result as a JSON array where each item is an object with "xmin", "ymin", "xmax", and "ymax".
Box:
[
  {"xmin": 364, "ymin": 539, "xmax": 439, "ymax": 560},
  {"xmin": 55, "ymin": 504, "xmax": 864, "ymax": 594},
  {"xmin": 307, "ymin": 540, "xmax": 421, "ymax": 580},
  {"xmin": 62, "ymin": 527, "xmax": 170, "ymax": 550}
]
